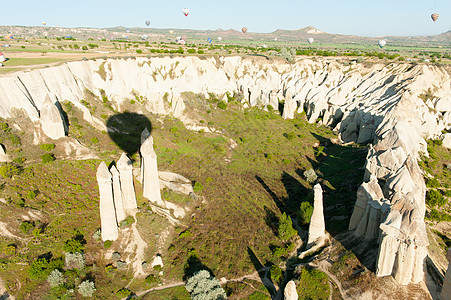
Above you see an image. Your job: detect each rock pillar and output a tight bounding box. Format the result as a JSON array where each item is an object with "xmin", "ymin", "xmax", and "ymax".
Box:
[
  {"xmin": 117, "ymin": 153, "xmax": 137, "ymax": 211},
  {"xmin": 110, "ymin": 165, "xmax": 126, "ymax": 223},
  {"xmin": 96, "ymin": 162, "xmax": 118, "ymax": 241},
  {"xmin": 307, "ymin": 183, "xmax": 325, "ymax": 248},
  {"xmin": 140, "ymin": 131, "xmax": 164, "ymax": 206}
]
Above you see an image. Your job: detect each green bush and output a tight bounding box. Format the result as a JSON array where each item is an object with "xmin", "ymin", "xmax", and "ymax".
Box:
[
  {"xmin": 47, "ymin": 269, "xmax": 65, "ymax": 288},
  {"xmin": 303, "ymin": 169, "xmax": 317, "ymax": 184},
  {"xmin": 269, "ymin": 265, "xmax": 283, "ymax": 284},
  {"xmin": 120, "ymin": 216, "xmax": 135, "ymax": 228},
  {"xmin": 136, "ymin": 49, "xmax": 142, "ymax": 54},
  {"xmin": 0, "ymin": 163, "xmax": 21, "ymax": 178},
  {"xmin": 63, "ymin": 236, "xmax": 85, "ymax": 253},
  {"xmin": 296, "ymin": 267, "xmax": 330, "ymax": 299},
  {"xmin": 19, "ymin": 221, "xmax": 34, "ymax": 234},
  {"xmin": 104, "ymin": 240, "xmax": 113, "ymax": 249},
  {"xmin": 298, "ymin": 201, "xmax": 313, "ymax": 225},
  {"xmin": 40, "ymin": 143, "xmax": 55, "ymax": 152},
  {"xmin": 426, "ymin": 189, "xmax": 446, "ymax": 207},
  {"xmin": 185, "ymin": 270, "xmax": 227, "ymax": 300},
  {"xmin": 145, "ymin": 274, "xmax": 161, "ymax": 285},
  {"xmin": 193, "ymin": 182, "xmax": 204, "ymax": 193},
  {"xmin": 278, "ymin": 212, "xmax": 297, "ymax": 242},
  {"xmin": 283, "ymin": 132, "xmax": 296, "ymax": 140},
  {"xmin": 29, "ymin": 257, "xmax": 63, "ymax": 280},
  {"xmin": 90, "ymin": 137, "xmax": 99, "ymax": 144},
  {"xmin": 116, "ymin": 288, "xmax": 132, "ymax": 298},
  {"xmin": 26, "ymin": 190, "xmax": 37, "ymax": 200},
  {"xmin": 41, "ymin": 153, "xmax": 55, "ymax": 163},
  {"xmin": 217, "ymin": 101, "xmax": 227, "ymax": 110},
  {"xmin": 78, "ymin": 280, "xmax": 96, "ymax": 297},
  {"xmin": 187, "ymin": 48, "xmax": 196, "ymax": 54}
]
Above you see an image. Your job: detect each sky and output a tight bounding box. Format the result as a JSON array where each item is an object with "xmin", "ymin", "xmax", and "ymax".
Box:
[{"xmin": 1, "ymin": 0, "xmax": 450, "ymax": 37}]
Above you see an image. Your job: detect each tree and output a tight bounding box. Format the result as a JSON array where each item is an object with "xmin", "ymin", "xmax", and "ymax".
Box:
[
  {"xmin": 298, "ymin": 201, "xmax": 313, "ymax": 225},
  {"xmin": 47, "ymin": 269, "xmax": 64, "ymax": 288},
  {"xmin": 78, "ymin": 280, "xmax": 96, "ymax": 297},
  {"xmin": 65, "ymin": 252, "xmax": 85, "ymax": 270},
  {"xmin": 278, "ymin": 212, "xmax": 297, "ymax": 242},
  {"xmin": 185, "ymin": 270, "xmax": 227, "ymax": 300}
]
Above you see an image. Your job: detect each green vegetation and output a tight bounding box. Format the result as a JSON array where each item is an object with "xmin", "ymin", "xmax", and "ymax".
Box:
[
  {"xmin": 298, "ymin": 201, "xmax": 313, "ymax": 225},
  {"xmin": 40, "ymin": 143, "xmax": 55, "ymax": 152},
  {"xmin": 41, "ymin": 153, "xmax": 56, "ymax": 163},
  {"xmin": 296, "ymin": 267, "xmax": 330, "ymax": 299}
]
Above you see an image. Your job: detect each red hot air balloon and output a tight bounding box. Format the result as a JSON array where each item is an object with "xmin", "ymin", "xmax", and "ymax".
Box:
[
  {"xmin": 183, "ymin": 8, "xmax": 190, "ymax": 17},
  {"xmin": 241, "ymin": 27, "xmax": 248, "ymax": 34},
  {"xmin": 431, "ymin": 13, "xmax": 439, "ymax": 22}
]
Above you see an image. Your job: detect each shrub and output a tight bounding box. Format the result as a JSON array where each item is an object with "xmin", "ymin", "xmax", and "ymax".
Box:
[
  {"xmin": 26, "ymin": 190, "xmax": 37, "ymax": 200},
  {"xmin": 40, "ymin": 143, "xmax": 55, "ymax": 151},
  {"xmin": 41, "ymin": 153, "xmax": 55, "ymax": 163},
  {"xmin": 47, "ymin": 269, "xmax": 65, "ymax": 288},
  {"xmin": 278, "ymin": 212, "xmax": 297, "ymax": 242},
  {"xmin": 78, "ymin": 280, "xmax": 96, "ymax": 297},
  {"xmin": 119, "ymin": 216, "xmax": 135, "ymax": 228},
  {"xmin": 0, "ymin": 163, "xmax": 21, "ymax": 178},
  {"xmin": 217, "ymin": 101, "xmax": 227, "ymax": 110},
  {"xmin": 116, "ymin": 288, "xmax": 132, "ymax": 298},
  {"xmin": 104, "ymin": 240, "xmax": 113, "ymax": 249},
  {"xmin": 283, "ymin": 132, "xmax": 296, "ymax": 140},
  {"xmin": 81, "ymin": 46, "xmax": 88, "ymax": 51},
  {"xmin": 65, "ymin": 252, "xmax": 85, "ymax": 270},
  {"xmin": 29, "ymin": 257, "xmax": 63, "ymax": 280},
  {"xmin": 296, "ymin": 267, "xmax": 330, "ymax": 299},
  {"xmin": 116, "ymin": 260, "xmax": 127, "ymax": 269},
  {"xmin": 269, "ymin": 265, "xmax": 282, "ymax": 284},
  {"xmin": 187, "ymin": 49, "xmax": 196, "ymax": 54},
  {"xmin": 136, "ymin": 49, "xmax": 142, "ymax": 54},
  {"xmin": 193, "ymin": 182, "xmax": 204, "ymax": 193},
  {"xmin": 145, "ymin": 274, "xmax": 161, "ymax": 285},
  {"xmin": 303, "ymin": 169, "xmax": 317, "ymax": 184},
  {"xmin": 90, "ymin": 137, "xmax": 99, "ymax": 144},
  {"xmin": 19, "ymin": 221, "xmax": 34, "ymax": 234},
  {"xmin": 298, "ymin": 201, "xmax": 314, "ymax": 225},
  {"xmin": 63, "ymin": 235, "xmax": 85, "ymax": 253},
  {"xmin": 185, "ymin": 270, "xmax": 227, "ymax": 300},
  {"xmin": 92, "ymin": 229, "xmax": 101, "ymax": 241},
  {"xmin": 426, "ymin": 189, "xmax": 446, "ymax": 207}
]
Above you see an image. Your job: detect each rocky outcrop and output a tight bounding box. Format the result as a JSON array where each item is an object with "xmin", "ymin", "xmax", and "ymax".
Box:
[
  {"xmin": 159, "ymin": 171, "xmax": 194, "ymax": 195},
  {"xmin": 441, "ymin": 249, "xmax": 451, "ymax": 300},
  {"xmin": 117, "ymin": 153, "xmax": 137, "ymax": 211},
  {"xmin": 110, "ymin": 165, "xmax": 126, "ymax": 223},
  {"xmin": 140, "ymin": 130, "xmax": 164, "ymax": 207},
  {"xmin": 0, "ymin": 144, "xmax": 8, "ymax": 162},
  {"xmin": 96, "ymin": 162, "xmax": 118, "ymax": 241},
  {"xmin": 40, "ymin": 94, "xmax": 67, "ymax": 139},
  {"xmin": 284, "ymin": 280, "xmax": 298, "ymax": 300},
  {"xmin": 307, "ymin": 184, "xmax": 325, "ymax": 249}
]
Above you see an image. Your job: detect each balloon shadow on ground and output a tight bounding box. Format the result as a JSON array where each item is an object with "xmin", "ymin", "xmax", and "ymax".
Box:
[{"xmin": 106, "ymin": 112, "xmax": 152, "ymax": 157}]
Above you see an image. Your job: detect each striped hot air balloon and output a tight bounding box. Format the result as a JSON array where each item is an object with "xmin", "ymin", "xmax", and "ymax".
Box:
[
  {"xmin": 241, "ymin": 27, "xmax": 248, "ymax": 34},
  {"xmin": 183, "ymin": 8, "xmax": 189, "ymax": 16},
  {"xmin": 431, "ymin": 13, "xmax": 439, "ymax": 22}
]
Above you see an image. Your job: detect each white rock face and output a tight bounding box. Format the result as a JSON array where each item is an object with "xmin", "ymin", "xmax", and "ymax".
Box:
[
  {"xmin": 0, "ymin": 144, "xmax": 8, "ymax": 162},
  {"xmin": 110, "ymin": 165, "xmax": 126, "ymax": 223},
  {"xmin": 284, "ymin": 280, "xmax": 298, "ymax": 300},
  {"xmin": 443, "ymin": 133, "xmax": 451, "ymax": 149},
  {"xmin": 96, "ymin": 162, "xmax": 118, "ymax": 241},
  {"xmin": 159, "ymin": 171, "xmax": 194, "ymax": 195},
  {"xmin": 40, "ymin": 94, "xmax": 67, "ymax": 139},
  {"xmin": 117, "ymin": 153, "xmax": 137, "ymax": 211},
  {"xmin": 151, "ymin": 254, "xmax": 164, "ymax": 269},
  {"xmin": 307, "ymin": 184, "xmax": 325, "ymax": 249},
  {"xmin": 441, "ymin": 249, "xmax": 451, "ymax": 300},
  {"xmin": 140, "ymin": 132, "xmax": 164, "ymax": 206}
]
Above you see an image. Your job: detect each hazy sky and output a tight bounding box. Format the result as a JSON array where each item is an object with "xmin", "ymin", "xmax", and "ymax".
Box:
[{"xmin": 2, "ymin": 0, "xmax": 450, "ymax": 37}]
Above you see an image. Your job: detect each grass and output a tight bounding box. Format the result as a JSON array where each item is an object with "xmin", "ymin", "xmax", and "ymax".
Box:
[
  {"xmin": 141, "ymin": 285, "xmax": 190, "ymax": 299},
  {"xmin": 1, "ymin": 57, "xmax": 66, "ymax": 67}
]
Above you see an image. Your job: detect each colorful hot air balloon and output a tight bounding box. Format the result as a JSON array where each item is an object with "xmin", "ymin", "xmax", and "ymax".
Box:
[
  {"xmin": 183, "ymin": 8, "xmax": 190, "ymax": 17},
  {"xmin": 207, "ymin": 38, "xmax": 213, "ymax": 44},
  {"xmin": 42, "ymin": 22, "xmax": 46, "ymax": 26},
  {"xmin": 217, "ymin": 37, "xmax": 222, "ymax": 42},
  {"xmin": 142, "ymin": 34, "xmax": 148, "ymax": 40},
  {"xmin": 0, "ymin": 52, "xmax": 5, "ymax": 63},
  {"xmin": 145, "ymin": 20, "xmax": 150, "ymax": 26},
  {"xmin": 307, "ymin": 37, "xmax": 314, "ymax": 45},
  {"xmin": 431, "ymin": 13, "xmax": 439, "ymax": 22},
  {"xmin": 241, "ymin": 27, "xmax": 248, "ymax": 34},
  {"xmin": 126, "ymin": 28, "xmax": 131, "ymax": 33},
  {"xmin": 169, "ymin": 30, "xmax": 174, "ymax": 34},
  {"xmin": 378, "ymin": 40, "xmax": 386, "ymax": 48}
]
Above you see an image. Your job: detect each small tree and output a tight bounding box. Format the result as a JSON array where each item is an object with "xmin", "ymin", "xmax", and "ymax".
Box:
[
  {"xmin": 185, "ymin": 270, "xmax": 227, "ymax": 300},
  {"xmin": 303, "ymin": 169, "xmax": 317, "ymax": 184},
  {"xmin": 47, "ymin": 269, "xmax": 65, "ymax": 288},
  {"xmin": 78, "ymin": 280, "xmax": 96, "ymax": 297},
  {"xmin": 298, "ymin": 201, "xmax": 314, "ymax": 225},
  {"xmin": 278, "ymin": 212, "xmax": 297, "ymax": 242},
  {"xmin": 65, "ymin": 252, "xmax": 85, "ymax": 270}
]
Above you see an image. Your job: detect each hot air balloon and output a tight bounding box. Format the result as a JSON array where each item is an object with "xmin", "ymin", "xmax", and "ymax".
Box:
[
  {"xmin": 0, "ymin": 52, "xmax": 5, "ymax": 63},
  {"xmin": 217, "ymin": 37, "xmax": 222, "ymax": 42},
  {"xmin": 208, "ymin": 38, "xmax": 213, "ymax": 44},
  {"xmin": 307, "ymin": 37, "xmax": 314, "ymax": 45},
  {"xmin": 176, "ymin": 36, "xmax": 182, "ymax": 43},
  {"xmin": 169, "ymin": 30, "xmax": 174, "ymax": 34},
  {"xmin": 274, "ymin": 37, "xmax": 278, "ymax": 41},
  {"xmin": 378, "ymin": 40, "xmax": 386, "ymax": 48},
  {"xmin": 431, "ymin": 13, "xmax": 439, "ymax": 22},
  {"xmin": 126, "ymin": 28, "xmax": 131, "ymax": 33},
  {"xmin": 142, "ymin": 34, "xmax": 148, "ymax": 40},
  {"xmin": 42, "ymin": 22, "xmax": 46, "ymax": 26},
  {"xmin": 145, "ymin": 20, "xmax": 150, "ymax": 26},
  {"xmin": 183, "ymin": 8, "xmax": 190, "ymax": 16},
  {"xmin": 241, "ymin": 27, "xmax": 248, "ymax": 34}
]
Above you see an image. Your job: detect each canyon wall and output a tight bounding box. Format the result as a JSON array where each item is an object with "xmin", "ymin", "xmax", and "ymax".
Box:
[{"xmin": 0, "ymin": 56, "xmax": 450, "ymax": 284}]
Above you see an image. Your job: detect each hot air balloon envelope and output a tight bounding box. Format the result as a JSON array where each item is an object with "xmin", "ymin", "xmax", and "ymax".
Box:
[
  {"xmin": 169, "ymin": 30, "xmax": 174, "ymax": 34},
  {"xmin": 145, "ymin": 20, "xmax": 150, "ymax": 26},
  {"xmin": 0, "ymin": 52, "xmax": 6, "ymax": 63},
  {"xmin": 307, "ymin": 37, "xmax": 314, "ymax": 45},
  {"xmin": 217, "ymin": 37, "xmax": 222, "ymax": 41},
  {"xmin": 126, "ymin": 29, "xmax": 131, "ymax": 33},
  {"xmin": 208, "ymin": 38, "xmax": 213, "ymax": 43},
  {"xmin": 142, "ymin": 35, "xmax": 148, "ymax": 40},
  {"xmin": 378, "ymin": 40, "xmax": 386, "ymax": 48},
  {"xmin": 241, "ymin": 27, "xmax": 248, "ymax": 34},
  {"xmin": 183, "ymin": 8, "xmax": 189, "ymax": 16},
  {"xmin": 42, "ymin": 22, "xmax": 46, "ymax": 26},
  {"xmin": 431, "ymin": 13, "xmax": 439, "ymax": 22}
]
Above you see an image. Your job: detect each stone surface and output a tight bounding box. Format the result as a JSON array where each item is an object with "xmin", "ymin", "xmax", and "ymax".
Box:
[
  {"xmin": 284, "ymin": 280, "xmax": 298, "ymax": 300},
  {"xmin": 442, "ymin": 253, "xmax": 451, "ymax": 300},
  {"xmin": 140, "ymin": 132, "xmax": 165, "ymax": 206},
  {"xmin": 307, "ymin": 184, "xmax": 325, "ymax": 249},
  {"xmin": 151, "ymin": 254, "xmax": 164, "ymax": 268},
  {"xmin": 117, "ymin": 153, "xmax": 137, "ymax": 211},
  {"xmin": 443, "ymin": 133, "xmax": 451, "ymax": 149},
  {"xmin": 0, "ymin": 144, "xmax": 8, "ymax": 162},
  {"xmin": 96, "ymin": 162, "xmax": 118, "ymax": 241},
  {"xmin": 110, "ymin": 165, "xmax": 126, "ymax": 223},
  {"xmin": 40, "ymin": 94, "xmax": 67, "ymax": 139},
  {"xmin": 159, "ymin": 171, "xmax": 194, "ymax": 195}
]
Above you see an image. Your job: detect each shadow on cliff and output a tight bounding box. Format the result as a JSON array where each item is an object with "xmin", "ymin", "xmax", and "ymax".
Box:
[
  {"xmin": 106, "ymin": 113, "xmax": 152, "ymax": 157},
  {"xmin": 183, "ymin": 253, "xmax": 214, "ymax": 281},
  {"xmin": 247, "ymin": 247, "xmax": 276, "ymax": 297}
]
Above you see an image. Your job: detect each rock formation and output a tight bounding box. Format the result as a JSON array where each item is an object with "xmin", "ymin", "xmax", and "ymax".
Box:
[
  {"xmin": 159, "ymin": 171, "xmax": 194, "ymax": 195},
  {"xmin": 307, "ymin": 184, "xmax": 325, "ymax": 249},
  {"xmin": 96, "ymin": 162, "xmax": 118, "ymax": 241},
  {"xmin": 110, "ymin": 165, "xmax": 126, "ymax": 223},
  {"xmin": 117, "ymin": 153, "xmax": 137, "ymax": 211},
  {"xmin": 40, "ymin": 94, "xmax": 67, "ymax": 139},
  {"xmin": 0, "ymin": 144, "xmax": 8, "ymax": 162},
  {"xmin": 441, "ymin": 249, "xmax": 451, "ymax": 300},
  {"xmin": 140, "ymin": 130, "xmax": 165, "ymax": 206},
  {"xmin": 284, "ymin": 280, "xmax": 298, "ymax": 300}
]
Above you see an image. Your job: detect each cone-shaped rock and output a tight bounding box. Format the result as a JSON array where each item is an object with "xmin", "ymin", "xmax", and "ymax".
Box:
[
  {"xmin": 117, "ymin": 153, "xmax": 137, "ymax": 210},
  {"xmin": 96, "ymin": 162, "xmax": 118, "ymax": 241},
  {"xmin": 284, "ymin": 280, "xmax": 298, "ymax": 300},
  {"xmin": 110, "ymin": 165, "xmax": 126, "ymax": 223},
  {"xmin": 40, "ymin": 94, "xmax": 67, "ymax": 139},
  {"xmin": 140, "ymin": 131, "xmax": 164, "ymax": 206},
  {"xmin": 307, "ymin": 183, "xmax": 325, "ymax": 248},
  {"xmin": 441, "ymin": 248, "xmax": 451, "ymax": 300}
]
